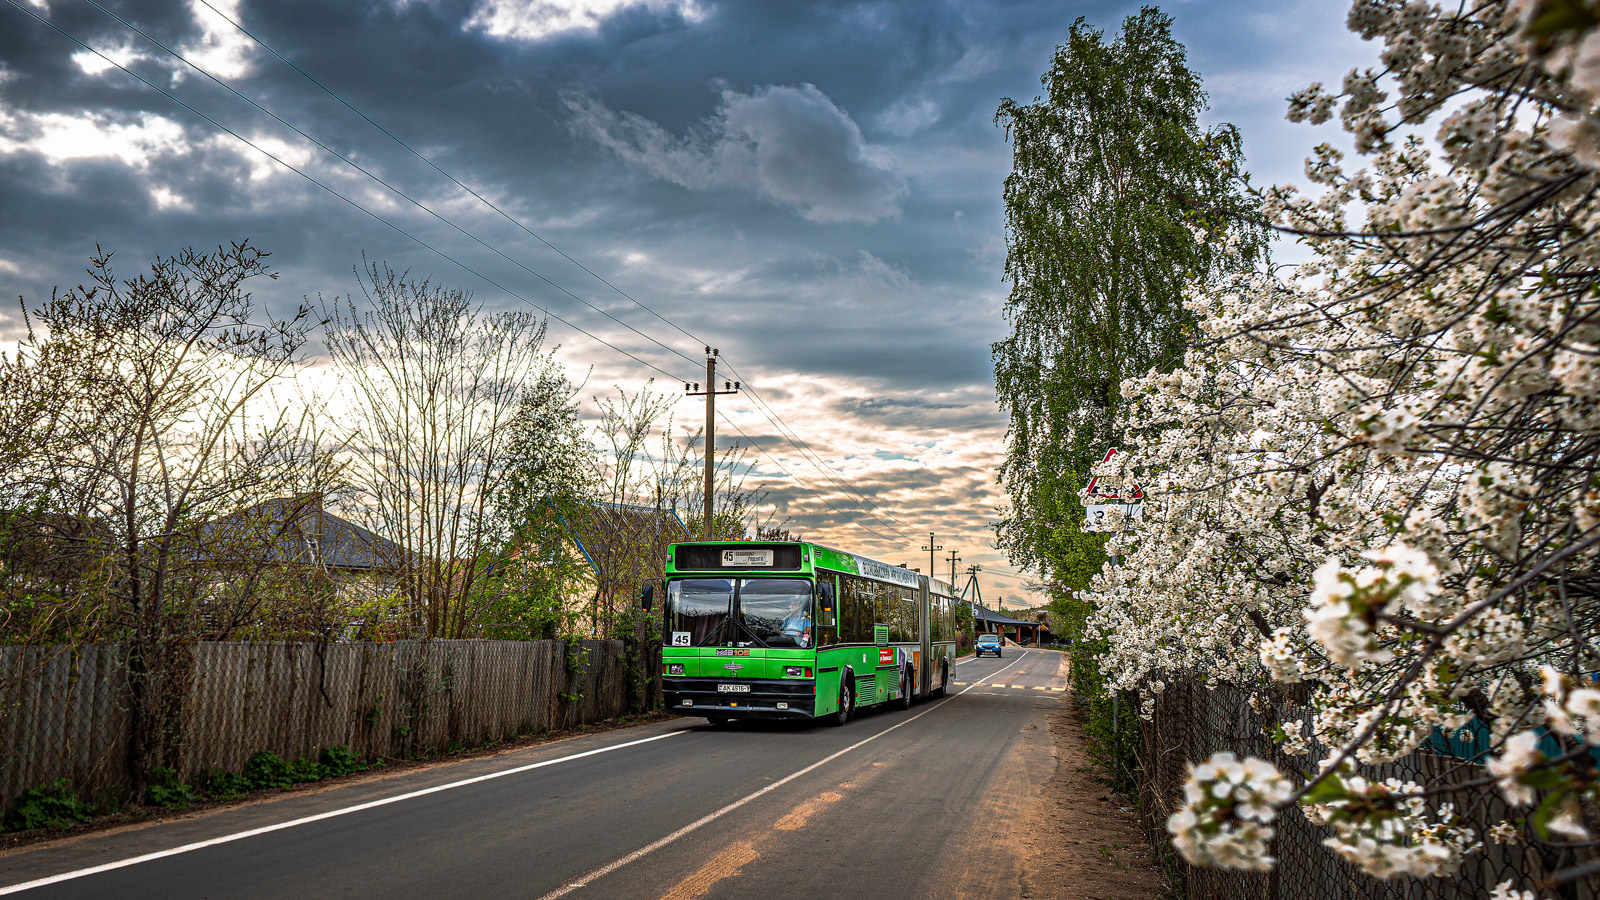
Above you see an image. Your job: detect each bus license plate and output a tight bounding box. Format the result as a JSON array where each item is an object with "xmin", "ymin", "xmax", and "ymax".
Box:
[{"xmin": 717, "ymin": 684, "xmax": 751, "ymax": 693}]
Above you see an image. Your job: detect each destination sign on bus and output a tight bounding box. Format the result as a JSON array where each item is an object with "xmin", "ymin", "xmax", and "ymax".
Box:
[
  {"xmin": 853, "ymin": 555, "xmax": 920, "ymax": 589},
  {"xmin": 722, "ymin": 548, "xmax": 774, "ymax": 567}
]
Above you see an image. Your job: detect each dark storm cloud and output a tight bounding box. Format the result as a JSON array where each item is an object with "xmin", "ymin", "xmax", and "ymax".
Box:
[{"xmin": 563, "ymin": 82, "xmax": 907, "ymax": 223}]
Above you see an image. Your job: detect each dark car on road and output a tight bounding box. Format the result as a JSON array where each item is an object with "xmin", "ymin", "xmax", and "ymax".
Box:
[{"xmin": 975, "ymin": 634, "xmax": 1002, "ymax": 658}]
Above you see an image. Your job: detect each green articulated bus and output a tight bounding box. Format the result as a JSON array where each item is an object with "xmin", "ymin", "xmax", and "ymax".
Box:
[{"xmin": 655, "ymin": 541, "xmax": 959, "ymax": 726}]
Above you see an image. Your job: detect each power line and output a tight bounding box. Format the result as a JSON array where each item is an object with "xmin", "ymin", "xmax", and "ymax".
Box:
[
  {"xmin": 177, "ymin": 0, "xmax": 928, "ymax": 544},
  {"xmin": 713, "ymin": 409, "xmax": 906, "ymax": 546},
  {"xmin": 192, "ymin": 0, "xmax": 707, "ymax": 351},
  {"xmin": 80, "ymin": 0, "xmax": 707, "ymax": 375},
  {"xmin": 33, "ymin": 0, "xmax": 956, "ymax": 548},
  {"xmin": 9, "ymin": 0, "xmax": 697, "ymax": 388},
  {"xmin": 717, "ymin": 361, "xmax": 920, "ymax": 540},
  {"xmin": 98, "ymin": 0, "xmax": 925, "ymax": 543}
]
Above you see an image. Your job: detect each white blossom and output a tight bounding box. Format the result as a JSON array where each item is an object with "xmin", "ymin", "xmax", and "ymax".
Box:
[{"xmin": 1486, "ymin": 731, "xmax": 1543, "ymax": 805}]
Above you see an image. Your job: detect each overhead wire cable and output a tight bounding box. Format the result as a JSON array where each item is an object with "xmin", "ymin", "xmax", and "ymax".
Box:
[
  {"xmin": 11, "ymin": 1, "xmax": 915, "ymax": 548},
  {"xmin": 717, "ymin": 362, "xmax": 920, "ymax": 540},
  {"xmin": 42, "ymin": 0, "xmax": 952, "ymax": 548},
  {"xmin": 79, "ymin": 0, "xmax": 707, "ymax": 374},
  {"xmin": 712, "ymin": 408, "xmax": 906, "ymax": 545},
  {"xmin": 192, "ymin": 0, "xmax": 707, "ymax": 349},
  {"xmin": 6, "ymin": 0, "xmax": 695, "ymax": 386},
  {"xmin": 183, "ymin": 0, "xmax": 926, "ymax": 542}
]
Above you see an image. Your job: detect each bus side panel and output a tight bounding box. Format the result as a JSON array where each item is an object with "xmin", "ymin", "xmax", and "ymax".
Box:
[{"xmin": 812, "ymin": 643, "xmax": 851, "ymax": 714}]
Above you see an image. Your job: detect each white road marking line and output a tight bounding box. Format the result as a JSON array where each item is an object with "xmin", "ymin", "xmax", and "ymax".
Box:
[
  {"xmin": 0, "ymin": 731, "xmax": 688, "ymax": 896},
  {"xmin": 537, "ymin": 652, "xmax": 1034, "ymax": 900}
]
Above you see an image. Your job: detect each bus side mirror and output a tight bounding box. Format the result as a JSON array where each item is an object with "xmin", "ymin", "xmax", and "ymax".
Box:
[
  {"xmin": 819, "ymin": 583, "xmax": 835, "ymax": 618},
  {"xmin": 639, "ymin": 584, "xmax": 654, "ymax": 611}
]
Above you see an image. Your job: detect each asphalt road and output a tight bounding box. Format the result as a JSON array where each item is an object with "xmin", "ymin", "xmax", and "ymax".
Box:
[{"xmin": 0, "ymin": 647, "xmax": 1069, "ymax": 900}]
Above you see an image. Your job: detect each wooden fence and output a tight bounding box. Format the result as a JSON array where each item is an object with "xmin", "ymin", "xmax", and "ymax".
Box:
[{"xmin": 0, "ymin": 639, "xmax": 628, "ymax": 816}]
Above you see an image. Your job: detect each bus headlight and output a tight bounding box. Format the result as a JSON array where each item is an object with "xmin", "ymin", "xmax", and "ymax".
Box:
[
  {"xmin": 668, "ymin": 664, "xmax": 684, "ymax": 675},
  {"xmin": 785, "ymin": 666, "xmax": 809, "ymax": 677}
]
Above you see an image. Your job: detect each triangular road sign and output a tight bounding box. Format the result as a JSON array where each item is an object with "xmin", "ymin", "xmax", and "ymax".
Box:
[{"xmin": 1084, "ymin": 447, "xmax": 1144, "ymax": 500}]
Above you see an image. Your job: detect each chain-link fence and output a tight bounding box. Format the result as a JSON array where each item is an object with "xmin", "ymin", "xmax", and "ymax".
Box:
[
  {"xmin": 1134, "ymin": 680, "xmax": 1597, "ymax": 900},
  {"xmin": 0, "ymin": 639, "xmax": 628, "ymax": 817}
]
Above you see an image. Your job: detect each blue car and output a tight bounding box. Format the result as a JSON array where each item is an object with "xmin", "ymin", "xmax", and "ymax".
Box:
[{"xmin": 975, "ymin": 634, "xmax": 1002, "ymax": 658}]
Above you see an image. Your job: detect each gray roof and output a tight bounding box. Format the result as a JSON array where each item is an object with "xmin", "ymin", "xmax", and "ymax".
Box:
[
  {"xmin": 974, "ymin": 605, "xmax": 1040, "ymax": 627},
  {"xmin": 560, "ymin": 501, "xmax": 690, "ymax": 584},
  {"xmin": 197, "ymin": 495, "xmax": 403, "ymax": 572}
]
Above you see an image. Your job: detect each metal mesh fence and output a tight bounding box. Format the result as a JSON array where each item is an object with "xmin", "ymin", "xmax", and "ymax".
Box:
[
  {"xmin": 0, "ymin": 639, "xmax": 630, "ymax": 817},
  {"xmin": 1134, "ymin": 680, "xmax": 1597, "ymax": 900}
]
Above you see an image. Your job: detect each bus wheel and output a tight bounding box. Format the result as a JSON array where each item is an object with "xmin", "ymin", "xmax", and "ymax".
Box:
[
  {"xmin": 826, "ymin": 678, "xmax": 852, "ymax": 727},
  {"xmin": 931, "ymin": 661, "xmax": 948, "ymax": 698},
  {"xmin": 895, "ymin": 668, "xmax": 913, "ymax": 710}
]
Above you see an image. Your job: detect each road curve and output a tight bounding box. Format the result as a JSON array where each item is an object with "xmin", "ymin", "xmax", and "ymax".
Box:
[{"xmin": 0, "ymin": 648, "xmax": 1070, "ymax": 900}]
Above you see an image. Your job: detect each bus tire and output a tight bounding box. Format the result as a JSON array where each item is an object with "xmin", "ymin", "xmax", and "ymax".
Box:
[
  {"xmin": 826, "ymin": 676, "xmax": 852, "ymax": 727},
  {"xmin": 931, "ymin": 661, "xmax": 948, "ymax": 698},
  {"xmin": 895, "ymin": 667, "xmax": 913, "ymax": 710}
]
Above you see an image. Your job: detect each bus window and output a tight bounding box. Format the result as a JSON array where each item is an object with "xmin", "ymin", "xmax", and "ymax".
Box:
[
  {"xmin": 816, "ymin": 577, "xmax": 838, "ymax": 647},
  {"xmin": 842, "ymin": 577, "xmax": 862, "ymax": 643},
  {"xmin": 874, "ymin": 582, "xmax": 891, "ymax": 638},
  {"xmin": 739, "ymin": 579, "xmax": 814, "ymax": 649},
  {"xmin": 850, "ymin": 577, "xmax": 874, "ymax": 644},
  {"xmin": 664, "ymin": 578, "xmax": 734, "ymax": 646}
]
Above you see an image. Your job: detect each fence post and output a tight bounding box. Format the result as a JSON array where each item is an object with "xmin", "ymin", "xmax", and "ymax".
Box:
[{"xmin": 1113, "ymin": 690, "xmax": 1121, "ymax": 785}]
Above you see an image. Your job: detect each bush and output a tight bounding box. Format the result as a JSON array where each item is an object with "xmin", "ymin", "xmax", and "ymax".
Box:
[
  {"xmin": 194, "ymin": 765, "xmax": 249, "ymax": 799},
  {"xmin": 318, "ymin": 745, "xmax": 361, "ymax": 778},
  {"xmin": 4, "ymin": 779, "xmax": 96, "ymax": 832},
  {"xmin": 241, "ymin": 751, "xmax": 292, "ymax": 790},
  {"xmin": 144, "ymin": 768, "xmax": 195, "ymax": 810},
  {"xmin": 285, "ymin": 757, "xmax": 321, "ymax": 784}
]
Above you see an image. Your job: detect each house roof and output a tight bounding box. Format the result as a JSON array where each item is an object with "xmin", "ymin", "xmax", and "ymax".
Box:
[
  {"xmin": 198, "ymin": 495, "xmax": 403, "ymax": 571},
  {"xmin": 559, "ymin": 501, "xmax": 690, "ymax": 583},
  {"xmin": 973, "ymin": 605, "xmax": 1039, "ymax": 627}
]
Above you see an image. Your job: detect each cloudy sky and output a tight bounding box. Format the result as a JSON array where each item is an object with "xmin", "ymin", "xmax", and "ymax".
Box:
[{"xmin": 0, "ymin": 0, "xmax": 1371, "ymax": 607}]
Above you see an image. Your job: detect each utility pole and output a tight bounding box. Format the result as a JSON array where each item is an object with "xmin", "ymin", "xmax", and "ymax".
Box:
[
  {"xmin": 684, "ymin": 347, "xmax": 739, "ymax": 540},
  {"xmin": 945, "ymin": 550, "xmax": 960, "ymax": 588},
  {"xmin": 921, "ymin": 532, "xmax": 943, "ymax": 586},
  {"xmin": 964, "ymin": 564, "xmax": 984, "ymax": 632}
]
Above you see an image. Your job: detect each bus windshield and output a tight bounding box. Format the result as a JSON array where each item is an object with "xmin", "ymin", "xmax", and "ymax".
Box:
[{"xmin": 665, "ymin": 578, "xmax": 814, "ymax": 649}]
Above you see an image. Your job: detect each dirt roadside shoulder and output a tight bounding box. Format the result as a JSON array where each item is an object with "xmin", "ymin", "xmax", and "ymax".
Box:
[{"xmin": 1020, "ymin": 657, "xmax": 1165, "ymax": 899}]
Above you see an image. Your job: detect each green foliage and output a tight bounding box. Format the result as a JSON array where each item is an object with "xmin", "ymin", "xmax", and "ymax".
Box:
[
  {"xmin": 285, "ymin": 757, "xmax": 322, "ymax": 784},
  {"xmin": 1054, "ymin": 593, "xmax": 1139, "ymax": 793},
  {"xmin": 992, "ymin": 6, "xmax": 1265, "ymax": 588},
  {"xmin": 194, "ymin": 745, "xmax": 367, "ymax": 800},
  {"xmin": 362, "ymin": 695, "xmax": 384, "ymax": 727},
  {"xmin": 3, "ymin": 779, "xmax": 96, "ymax": 832},
  {"xmin": 318, "ymin": 745, "xmax": 362, "ymax": 778},
  {"xmin": 194, "ymin": 765, "xmax": 249, "ymax": 799},
  {"xmin": 144, "ymin": 767, "xmax": 195, "ymax": 809},
  {"xmin": 616, "ymin": 603, "xmax": 663, "ymax": 713},
  {"xmin": 241, "ymin": 751, "xmax": 292, "ymax": 790},
  {"xmin": 483, "ymin": 362, "xmax": 597, "ymax": 641},
  {"xmin": 559, "ymin": 637, "xmax": 591, "ymax": 703}
]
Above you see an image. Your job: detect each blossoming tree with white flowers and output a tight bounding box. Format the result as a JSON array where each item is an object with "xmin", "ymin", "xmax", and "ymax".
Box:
[{"xmin": 1078, "ymin": 0, "xmax": 1600, "ymax": 890}]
